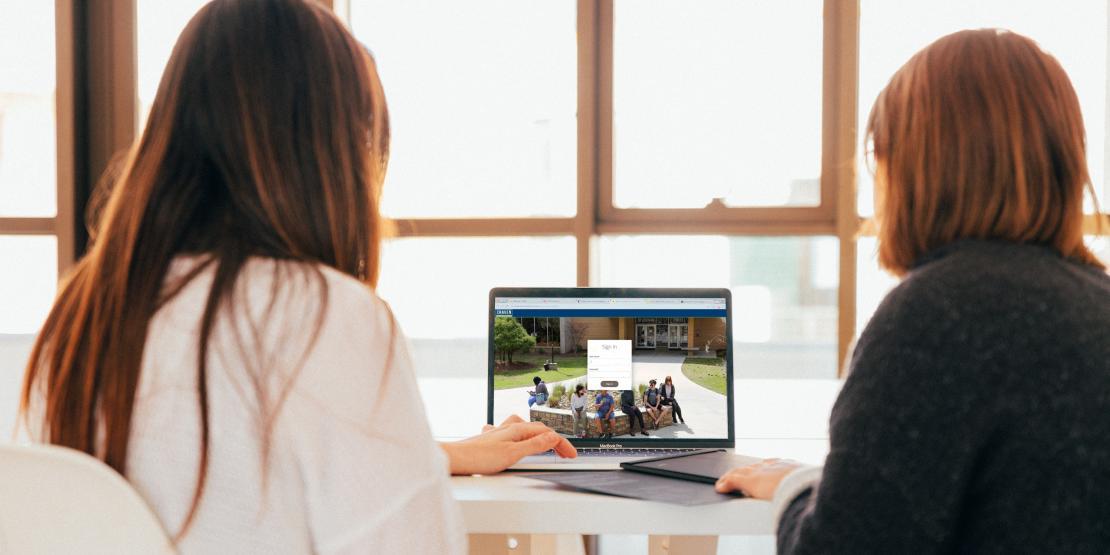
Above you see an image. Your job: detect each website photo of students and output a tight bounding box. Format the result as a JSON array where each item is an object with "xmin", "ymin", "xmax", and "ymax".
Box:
[
  {"xmin": 571, "ymin": 384, "xmax": 589, "ymax": 438},
  {"xmin": 527, "ymin": 376, "xmax": 549, "ymax": 408},
  {"xmin": 660, "ymin": 375, "xmax": 685, "ymax": 424},
  {"xmin": 643, "ymin": 379, "xmax": 667, "ymax": 429},
  {"xmin": 595, "ymin": 389, "xmax": 616, "ymax": 439},
  {"xmin": 492, "ymin": 312, "xmax": 730, "ymax": 440},
  {"xmin": 620, "ymin": 389, "xmax": 649, "ymax": 437}
]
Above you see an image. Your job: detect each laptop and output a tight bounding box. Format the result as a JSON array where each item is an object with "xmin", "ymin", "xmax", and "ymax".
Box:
[{"xmin": 488, "ymin": 287, "xmax": 735, "ymax": 470}]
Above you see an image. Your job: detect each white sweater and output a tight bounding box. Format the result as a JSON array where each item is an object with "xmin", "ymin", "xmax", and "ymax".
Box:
[{"xmin": 31, "ymin": 257, "xmax": 465, "ymax": 554}]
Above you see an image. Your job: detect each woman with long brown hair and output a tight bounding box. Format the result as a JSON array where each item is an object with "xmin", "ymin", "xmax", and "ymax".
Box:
[
  {"xmin": 716, "ymin": 30, "xmax": 1110, "ymax": 552},
  {"xmin": 20, "ymin": 0, "xmax": 572, "ymax": 552}
]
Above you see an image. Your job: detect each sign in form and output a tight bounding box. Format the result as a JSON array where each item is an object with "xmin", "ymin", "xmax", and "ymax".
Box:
[{"xmin": 587, "ymin": 340, "xmax": 632, "ymax": 390}]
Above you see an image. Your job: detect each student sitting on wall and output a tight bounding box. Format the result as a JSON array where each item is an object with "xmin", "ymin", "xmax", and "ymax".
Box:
[
  {"xmin": 571, "ymin": 384, "xmax": 589, "ymax": 438},
  {"xmin": 621, "ymin": 389, "xmax": 649, "ymax": 437},
  {"xmin": 595, "ymin": 389, "xmax": 616, "ymax": 439},
  {"xmin": 643, "ymin": 379, "xmax": 666, "ymax": 429},
  {"xmin": 660, "ymin": 376, "xmax": 685, "ymax": 424}
]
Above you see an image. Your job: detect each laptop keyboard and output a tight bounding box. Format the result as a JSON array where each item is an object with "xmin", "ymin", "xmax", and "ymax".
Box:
[{"xmin": 569, "ymin": 448, "xmax": 701, "ymax": 457}]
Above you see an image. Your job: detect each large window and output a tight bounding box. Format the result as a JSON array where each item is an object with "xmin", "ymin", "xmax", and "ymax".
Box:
[
  {"xmin": 376, "ymin": 236, "xmax": 575, "ymax": 437},
  {"xmin": 613, "ymin": 1, "xmax": 824, "ymax": 209},
  {"xmin": 0, "ymin": 2, "xmax": 56, "ymax": 218},
  {"xmin": 350, "ymin": 1, "xmax": 578, "ymax": 218},
  {"xmin": 598, "ymin": 236, "xmax": 839, "ymax": 378},
  {"xmin": 0, "ymin": 1, "xmax": 64, "ymax": 335},
  {"xmin": 350, "ymin": 0, "xmax": 856, "ymax": 379},
  {"xmin": 4, "ymin": 1, "xmax": 1110, "ymax": 386},
  {"xmin": 376, "ymin": 236, "xmax": 577, "ymax": 382},
  {"xmin": 853, "ymin": 0, "xmax": 1110, "ymax": 333},
  {"xmin": 346, "ymin": 0, "xmax": 1110, "ymax": 379},
  {"xmin": 0, "ymin": 236, "xmax": 57, "ymax": 334},
  {"xmin": 857, "ymin": 0, "xmax": 1109, "ymax": 216},
  {"xmin": 136, "ymin": 0, "xmax": 212, "ymax": 130}
]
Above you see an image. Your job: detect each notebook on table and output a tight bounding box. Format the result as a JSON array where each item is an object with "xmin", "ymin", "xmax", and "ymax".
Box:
[{"xmin": 621, "ymin": 448, "xmax": 761, "ymax": 483}]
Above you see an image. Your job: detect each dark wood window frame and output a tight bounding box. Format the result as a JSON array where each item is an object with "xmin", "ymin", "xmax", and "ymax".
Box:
[{"xmin": 9, "ymin": 0, "xmax": 1110, "ymax": 376}]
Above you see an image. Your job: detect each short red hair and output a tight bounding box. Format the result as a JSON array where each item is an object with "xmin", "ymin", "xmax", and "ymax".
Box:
[{"xmin": 867, "ymin": 29, "xmax": 1102, "ymax": 275}]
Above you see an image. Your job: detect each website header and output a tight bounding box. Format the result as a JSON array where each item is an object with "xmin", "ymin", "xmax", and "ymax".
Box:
[
  {"xmin": 493, "ymin": 297, "xmax": 727, "ymax": 317},
  {"xmin": 495, "ymin": 297, "xmax": 725, "ymax": 309}
]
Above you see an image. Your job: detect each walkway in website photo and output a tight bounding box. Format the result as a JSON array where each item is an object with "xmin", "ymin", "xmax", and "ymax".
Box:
[
  {"xmin": 493, "ymin": 351, "xmax": 729, "ymax": 439},
  {"xmin": 623, "ymin": 351, "xmax": 728, "ymax": 439}
]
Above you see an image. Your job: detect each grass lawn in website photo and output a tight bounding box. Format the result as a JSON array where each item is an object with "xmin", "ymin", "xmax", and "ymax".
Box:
[
  {"xmin": 681, "ymin": 356, "xmax": 727, "ymax": 395},
  {"xmin": 492, "ymin": 353, "xmax": 587, "ymax": 390}
]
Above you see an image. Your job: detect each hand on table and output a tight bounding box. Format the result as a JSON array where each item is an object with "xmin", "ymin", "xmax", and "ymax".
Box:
[
  {"xmin": 714, "ymin": 458, "xmax": 803, "ymax": 500},
  {"xmin": 441, "ymin": 415, "xmax": 577, "ymax": 475}
]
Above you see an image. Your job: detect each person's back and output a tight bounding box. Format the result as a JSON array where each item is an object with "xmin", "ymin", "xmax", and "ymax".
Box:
[
  {"xmin": 77, "ymin": 257, "xmax": 464, "ymax": 553},
  {"xmin": 935, "ymin": 242, "xmax": 1110, "ymax": 549},
  {"xmin": 794, "ymin": 240, "xmax": 1110, "ymax": 551}
]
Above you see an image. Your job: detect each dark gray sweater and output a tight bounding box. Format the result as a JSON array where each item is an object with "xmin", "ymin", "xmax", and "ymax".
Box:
[{"xmin": 779, "ymin": 240, "xmax": 1110, "ymax": 553}]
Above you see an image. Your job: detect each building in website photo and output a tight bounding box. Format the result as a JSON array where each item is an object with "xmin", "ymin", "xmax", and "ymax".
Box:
[{"xmin": 515, "ymin": 316, "xmax": 728, "ymax": 354}]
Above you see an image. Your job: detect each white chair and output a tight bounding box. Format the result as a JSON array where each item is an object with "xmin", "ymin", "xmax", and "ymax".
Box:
[{"xmin": 0, "ymin": 443, "xmax": 176, "ymax": 554}]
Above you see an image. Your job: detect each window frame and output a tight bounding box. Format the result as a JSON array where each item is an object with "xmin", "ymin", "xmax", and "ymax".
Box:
[
  {"xmin": 0, "ymin": 0, "xmax": 137, "ymax": 277},
  {"xmin": 15, "ymin": 0, "xmax": 1110, "ymax": 377},
  {"xmin": 382, "ymin": 0, "xmax": 862, "ymax": 374},
  {"xmin": 0, "ymin": 1, "xmax": 77, "ymax": 275}
]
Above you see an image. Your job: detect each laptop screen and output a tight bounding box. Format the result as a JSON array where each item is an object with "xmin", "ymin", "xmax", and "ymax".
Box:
[{"xmin": 489, "ymin": 290, "xmax": 732, "ymax": 444}]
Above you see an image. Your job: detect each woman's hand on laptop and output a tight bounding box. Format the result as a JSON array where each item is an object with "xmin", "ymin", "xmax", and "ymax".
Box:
[
  {"xmin": 480, "ymin": 414, "xmax": 523, "ymax": 433},
  {"xmin": 441, "ymin": 416, "xmax": 577, "ymax": 475},
  {"xmin": 714, "ymin": 458, "xmax": 803, "ymax": 500}
]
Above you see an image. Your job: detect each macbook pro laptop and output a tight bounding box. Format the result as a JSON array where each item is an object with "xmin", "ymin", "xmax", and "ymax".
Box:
[{"xmin": 488, "ymin": 288, "xmax": 735, "ymax": 470}]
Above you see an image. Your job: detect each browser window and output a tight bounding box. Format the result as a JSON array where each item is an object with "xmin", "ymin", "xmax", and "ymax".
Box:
[{"xmin": 491, "ymin": 297, "xmax": 729, "ymax": 440}]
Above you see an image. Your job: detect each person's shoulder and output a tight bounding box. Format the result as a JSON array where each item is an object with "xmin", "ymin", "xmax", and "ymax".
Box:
[
  {"xmin": 315, "ymin": 262, "xmax": 388, "ymax": 311},
  {"xmin": 241, "ymin": 257, "xmax": 387, "ymax": 316},
  {"xmin": 858, "ymin": 240, "xmax": 1110, "ymax": 374},
  {"xmin": 911, "ymin": 239, "xmax": 1105, "ymax": 290},
  {"xmin": 887, "ymin": 240, "xmax": 1109, "ymax": 323},
  {"xmin": 235, "ymin": 258, "xmax": 396, "ymax": 355}
]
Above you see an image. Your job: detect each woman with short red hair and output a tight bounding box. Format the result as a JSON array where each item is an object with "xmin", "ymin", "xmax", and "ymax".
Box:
[{"xmin": 717, "ymin": 29, "xmax": 1110, "ymax": 552}]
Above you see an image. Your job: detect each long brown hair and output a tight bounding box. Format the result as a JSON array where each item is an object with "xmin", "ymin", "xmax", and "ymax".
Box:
[
  {"xmin": 866, "ymin": 29, "xmax": 1102, "ymax": 275},
  {"xmin": 21, "ymin": 0, "xmax": 389, "ymax": 537}
]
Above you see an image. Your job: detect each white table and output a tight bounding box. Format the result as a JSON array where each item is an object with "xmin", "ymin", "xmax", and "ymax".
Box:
[
  {"xmin": 452, "ymin": 473, "xmax": 773, "ymax": 555},
  {"xmin": 453, "ymin": 473, "xmax": 773, "ymax": 536},
  {"xmin": 432, "ymin": 379, "xmax": 840, "ymax": 554}
]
